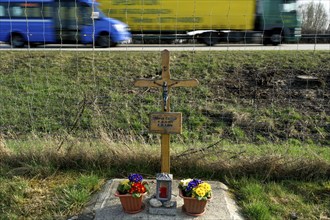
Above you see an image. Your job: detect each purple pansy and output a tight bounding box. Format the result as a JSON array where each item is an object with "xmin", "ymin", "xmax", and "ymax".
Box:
[
  {"xmin": 128, "ymin": 173, "xmax": 143, "ymax": 183},
  {"xmin": 185, "ymin": 179, "xmax": 202, "ymax": 192}
]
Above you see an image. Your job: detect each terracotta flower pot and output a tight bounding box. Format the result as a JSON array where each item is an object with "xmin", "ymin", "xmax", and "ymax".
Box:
[
  {"xmin": 179, "ymin": 191, "xmax": 211, "ymax": 216},
  {"xmin": 114, "ymin": 191, "xmax": 146, "ymax": 214}
]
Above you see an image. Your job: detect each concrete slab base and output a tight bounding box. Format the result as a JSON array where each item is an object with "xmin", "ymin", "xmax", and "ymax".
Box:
[
  {"xmin": 148, "ymin": 200, "xmax": 177, "ymax": 216},
  {"xmin": 74, "ymin": 179, "xmax": 244, "ymax": 220}
]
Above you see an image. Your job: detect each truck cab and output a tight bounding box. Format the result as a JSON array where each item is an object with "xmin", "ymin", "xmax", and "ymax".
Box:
[{"xmin": 256, "ymin": 0, "xmax": 301, "ymax": 45}]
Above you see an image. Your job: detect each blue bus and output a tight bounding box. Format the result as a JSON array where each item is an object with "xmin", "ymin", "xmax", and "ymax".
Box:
[{"xmin": 0, "ymin": 0, "xmax": 131, "ymax": 47}]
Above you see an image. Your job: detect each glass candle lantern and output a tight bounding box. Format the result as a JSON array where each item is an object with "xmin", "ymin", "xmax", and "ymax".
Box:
[{"xmin": 156, "ymin": 173, "xmax": 173, "ymax": 201}]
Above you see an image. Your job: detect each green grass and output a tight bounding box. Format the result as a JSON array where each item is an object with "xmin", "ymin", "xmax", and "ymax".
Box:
[
  {"xmin": 0, "ymin": 172, "xmax": 104, "ymax": 219},
  {"xmin": 1, "ymin": 51, "xmax": 329, "ymax": 144},
  {"xmin": 230, "ymin": 178, "xmax": 330, "ymax": 220}
]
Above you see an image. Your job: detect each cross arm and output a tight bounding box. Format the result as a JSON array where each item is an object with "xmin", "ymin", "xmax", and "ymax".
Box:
[
  {"xmin": 169, "ymin": 79, "xmax": 199, "ymax": 88},
  {"xmin": 135, "ymin": 78, "xmax": 199, "ymax": 89},
  {"xmin": 134, "ymin": 79, "xmax": 162, "ymax": 88}
]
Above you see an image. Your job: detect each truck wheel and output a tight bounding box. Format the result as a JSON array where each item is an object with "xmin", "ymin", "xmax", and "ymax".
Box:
[
  {"xmin": 10, "ymin": 34, "xmax": 25, "ymax": 48},
  {"xmin": 270, "ymin": 32, "xmax": 282, "ymax": 46},
  {"xmin": 96, "ymin": 33, "xmax": 117, "ymax": 47},
  {"xmin": 200, "ymin": 32, "xmax": 219, "ymax": 46},
  {"xmin": 263, "ymin": 30, "xmax": 282, "ymax": 46}
]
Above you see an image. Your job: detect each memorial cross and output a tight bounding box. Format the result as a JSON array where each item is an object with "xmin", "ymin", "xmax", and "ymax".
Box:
[{"xmin": 134, "ymin": 50, "xmax": 199, "ymax": 173}]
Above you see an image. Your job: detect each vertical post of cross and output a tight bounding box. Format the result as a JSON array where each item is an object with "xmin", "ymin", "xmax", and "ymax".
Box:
[{"xmin": 160, "ymin": 50, "xmax": 171, "ymax": 173}]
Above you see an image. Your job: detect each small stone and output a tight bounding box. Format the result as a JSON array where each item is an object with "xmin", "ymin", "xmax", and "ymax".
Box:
[
  {"xmin": 219, "ymin": 182, "xmax": 229, "ymax": 191},
  {"xmin": 290, "ymin": 212, "xmax": 298, "ymax": 220},
  {"xmin": 163, "ymin": 201, "xmax": 175, "ymax": 208},
  {"xmin": 149, "ymin": 198, "xmax": 162, "ymax": 207}
]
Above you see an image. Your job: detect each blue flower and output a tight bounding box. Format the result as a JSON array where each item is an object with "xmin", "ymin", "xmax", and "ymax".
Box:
[
  {"xmin": 185, "ymin": 179, "xmax": 202, "ymax": 192},
  {"xmin": 128, "ymin": 173, "xmax": 143, "ymax": 183}
]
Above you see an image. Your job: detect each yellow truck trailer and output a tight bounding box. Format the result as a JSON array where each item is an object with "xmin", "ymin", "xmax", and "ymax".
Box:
[{"xmin": 99, "ymin": 0, "xmax": 301, "ymax": 45}]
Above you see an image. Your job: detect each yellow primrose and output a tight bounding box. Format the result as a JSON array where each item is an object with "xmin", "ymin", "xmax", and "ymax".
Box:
[
  {"xmin": 193, "ymin": 186, "xmax": 206, "ymax": 197},
  {"xmin": 121, "ymin": 179, "xmax": 130, "ymax": 185},
  {"xmin": 199, "ymin": 183, "xmax": 211, "ymax": 192}
]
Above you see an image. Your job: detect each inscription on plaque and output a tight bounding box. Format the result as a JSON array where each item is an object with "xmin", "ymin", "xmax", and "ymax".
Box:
[{"xmin": 150, "ymin": 112, "xmax": 182, "ymax": 134}]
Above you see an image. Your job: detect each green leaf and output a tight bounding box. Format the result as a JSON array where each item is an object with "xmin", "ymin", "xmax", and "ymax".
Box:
[
  {"xmin": 144, "ymin": 182, "xmax": 150, "ymax": 192},
  {"xmin": 132, "ymin": 193, "xmax": 141, "ymax": 198},
  {"xmin": 117, "ymin": 183, "xmax": 131, "ymax": 194}
]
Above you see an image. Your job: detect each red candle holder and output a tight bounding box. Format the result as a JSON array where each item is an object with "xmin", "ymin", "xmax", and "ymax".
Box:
[{"xmin": 156, "ymin": 173, "xmax": 173, "ymax": 201}]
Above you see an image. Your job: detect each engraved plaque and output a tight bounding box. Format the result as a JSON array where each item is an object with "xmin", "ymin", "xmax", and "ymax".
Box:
[{"xmin": 149, "ymin": 112, "xmax": 182, "ymax": 134}]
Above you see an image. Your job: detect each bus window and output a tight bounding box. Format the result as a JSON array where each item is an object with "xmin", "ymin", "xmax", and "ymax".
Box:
[
  {"xmin": 80, "ymin": 3, "xmax": 93, "ymax": 26},
  {"xmin": 0, "ymin": 5, "xmax": 5, "ymax": 17},
  {"xmin": 41, "ymin": 5, "xmax": 52, "ymax": 18},
  {"xmin": 11, "ymin": 6, "xmax": 23, "ymax": 17},
  {"xmin": 4, "ymin": 3, "xmax": 51, "ymax": 18},
  {"xmin": 25, "ymin": 6, "xmax": 40, "ymax": 18}
]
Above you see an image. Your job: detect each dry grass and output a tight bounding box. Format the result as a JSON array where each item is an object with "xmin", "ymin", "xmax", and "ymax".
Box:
[
  {"xmin": 2, "ymin": 136, "xmax": 329, "ymax": 181},
  {"xmin": 0, "ymin": 134, "xmax": 11, "ymax": 158},
  {"xmin": 173, "ymin": 152, "xmax": 330, "ymax": 181},
  {"xmin": 2, "ymin": 134, "xmax": 160, "ymax": 178}
]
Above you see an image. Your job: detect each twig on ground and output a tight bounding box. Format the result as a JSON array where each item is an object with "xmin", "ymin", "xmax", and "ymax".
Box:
[
  {"xmin": 57, "ymin": 96, "xmax": 87, "ymax": 151},
  {"xmin": 175, "ymin": 140, "xmax": 222, "ymax": 158}
]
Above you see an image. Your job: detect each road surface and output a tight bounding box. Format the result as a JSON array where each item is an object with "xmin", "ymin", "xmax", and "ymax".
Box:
[{"xmin": 0, "ymin": 42, "xmax": 329, "ymax": 51}]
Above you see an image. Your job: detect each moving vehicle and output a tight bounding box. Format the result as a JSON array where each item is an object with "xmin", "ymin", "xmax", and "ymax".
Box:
[
  {"xmin": 99, "ymin": 0, "xmax": 301, "ymax": 45},
  {"xmin": 0, "ymin": 0, "xmax": 131, "ymax": 47}
]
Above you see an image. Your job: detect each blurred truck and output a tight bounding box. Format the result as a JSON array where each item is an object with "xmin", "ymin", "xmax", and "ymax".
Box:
[
  {"xmin": 0, "ymin": 0, "xmax": 131, "ymax": 47},
  {"xmin": 99, "ymin": 0, "xmax": 301, "ymax": 45}
]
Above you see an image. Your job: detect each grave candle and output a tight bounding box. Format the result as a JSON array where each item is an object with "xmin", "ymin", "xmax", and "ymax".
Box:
[{"xmin": 159, "ymin": 186, "xmax": 167, "ymax": 198}]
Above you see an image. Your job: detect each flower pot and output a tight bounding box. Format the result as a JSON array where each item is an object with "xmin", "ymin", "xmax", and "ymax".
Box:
[
  {"xmin": 179, "ymin": 191, "xmax": 211, "ymax": 216},
  {"xmin": 114, "ymin": 191, "xmax": 146, "ymax": 214}
]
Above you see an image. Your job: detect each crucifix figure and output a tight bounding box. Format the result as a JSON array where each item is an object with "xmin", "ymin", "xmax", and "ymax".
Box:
[
  {"xmin": 162, "ymin": 82, "xmax": 168, "ymax": 111},
  {"xmin": 134, "ymin": 49, "xmax": 199, "ymax": 173}
]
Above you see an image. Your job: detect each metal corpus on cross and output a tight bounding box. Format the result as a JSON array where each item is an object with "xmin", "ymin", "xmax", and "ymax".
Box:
[{"xmin": 134, "ymin": 50, "xmax": 199, "ymax": 173}]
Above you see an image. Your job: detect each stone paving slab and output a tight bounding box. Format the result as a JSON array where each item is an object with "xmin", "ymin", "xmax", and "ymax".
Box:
[{"xmin": 75, "ymin": 179, "xmax": 244, "ymax": 220}]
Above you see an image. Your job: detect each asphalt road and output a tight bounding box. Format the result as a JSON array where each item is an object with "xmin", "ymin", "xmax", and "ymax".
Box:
[{"xmin": 0, "ymin": 43, "xmax": 329, "ymax": 51}]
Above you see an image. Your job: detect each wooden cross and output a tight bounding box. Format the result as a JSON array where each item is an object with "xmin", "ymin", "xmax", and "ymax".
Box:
[{"xmin": 134, "ymin": 50, "xmax": 199, "ymax": 173}]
